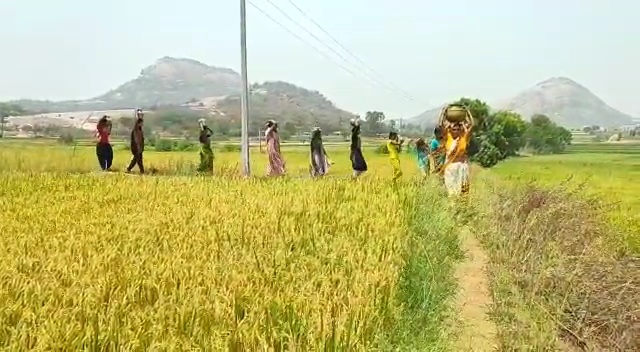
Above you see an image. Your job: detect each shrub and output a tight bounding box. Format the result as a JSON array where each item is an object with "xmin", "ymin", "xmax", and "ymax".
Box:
[
  {"xmin": 375, "ymin": 144, "xmax": 389, "ymax": 154},
  {"xmin": 57, "ymin": 133, "xmax": 75, "ymax": 145},
  {"xmin": 220, "ymin": 144, "xmax": 241, "ymax": 152},
  {"xmin": 154, "ymin": 139, "xmax": 175, "ymax": 152}
]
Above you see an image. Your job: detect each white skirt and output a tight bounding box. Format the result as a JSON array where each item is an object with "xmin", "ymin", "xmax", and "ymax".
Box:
[{"xmin": 444, "ymin": 161, "xmax": 470, "ymax": 196}]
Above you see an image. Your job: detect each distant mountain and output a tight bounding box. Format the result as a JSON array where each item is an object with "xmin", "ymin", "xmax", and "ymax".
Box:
[
  {"xmin": 213, "ymin": 81, "xmax": 355, "ymax": 131},
  {"xmin": 408, "ymin": 77, "xmax": 634, "ymax": 128},
  {"xmin": 8, "ymin": 57, "xmax": 242, "ymax": 113},
  {"xmin": 4, "ymin": 57, "xmax": 356, "ymax": 133},
  {"xmin": 406, "ymin": 105, "xmax": 446, "ymax": 127},
  {"xmin": 497, "ymin": 77, "xmax": 634, "ymax": 128}
]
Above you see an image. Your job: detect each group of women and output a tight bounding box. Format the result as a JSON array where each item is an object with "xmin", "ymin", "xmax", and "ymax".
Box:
[
  {"xmin": 94, "ymin": 109, "xmax": 146, "ymax": 174},
  {"xmin": 381, "ymin": 106, "xmax": 474, "ymax": 196},
  {"xmin": 264, "ymin": 112, "xmax": 472, "ymax": 198},
  {"xmin": 93, "ymin": 107, "xmax": 473, "ymax": 196},
  {"xmin": 404, "ymin": 121, "xmax": 472, "ymax": 196},
  {"xmin": 262, "ymin": 118, "xmax": 367, "ymax": 179}
]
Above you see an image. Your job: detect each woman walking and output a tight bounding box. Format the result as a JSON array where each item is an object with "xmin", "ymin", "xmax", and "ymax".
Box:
[
  {"xmin": 126, "ymin": 109, "xmax": 145, "ymax": 174},
  {"xmin": 95, "ymin": 115, "xmax": 113, "ymax": 171},
  {"xmin": 197, "ymin": 118, "xmax": 214, "ymax": 173},
  {"xmin": 442, "ymin": 121, "xmax": 473, "ymax": 196},
  {"xmin": 409, "ymin": 138, "xmax": 429, "ymax": 177},
  {"xmin": 350, "ymin": 118, "xmax": 368, "ymax": 178},
  {"xmin": 387, "ymin": 131, "xmax": 404, "ymax": 182},
  {"xmin": 309, "ymin": 127, "xmax": 330, "ymax": 178},
  {"xmin": 429, "ymin": 126, "xmax": 445, "ymax": 175},
  {"xmin": 265, "ymin": 120, "xmax": 286, "ymax": 176}
]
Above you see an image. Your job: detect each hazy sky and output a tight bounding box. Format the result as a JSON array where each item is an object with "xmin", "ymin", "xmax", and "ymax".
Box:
[{"xmin": 1, "ymin": 0, "xmax": 638, "ymax": 117}]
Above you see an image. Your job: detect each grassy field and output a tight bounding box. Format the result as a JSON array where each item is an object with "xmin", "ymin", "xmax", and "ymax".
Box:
[
  {"xmin": 0, "ymin": 139, "xmax": 638, "ymax": 350},
  {"xmin": 0, "ymin": 141, "xmax": 462, "ymax": 350},
  {"xmin": 492, "ymin": 147, "xmax": 640, "ymax": 253},
  {"xmin": 472, "ymin": 142, "xmax": 639, "ymax": 350}
]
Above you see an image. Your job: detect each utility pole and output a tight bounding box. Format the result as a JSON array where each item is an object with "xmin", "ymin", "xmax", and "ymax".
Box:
[
  {"xmin": 0, "ymin": 115, "xmax": 6, "ymax": 138},
  {"xmin": 240, "ymin": 0, "xmax": 251, "ymax": 176}
]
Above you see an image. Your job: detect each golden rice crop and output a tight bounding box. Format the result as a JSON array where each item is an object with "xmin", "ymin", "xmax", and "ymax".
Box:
[
  {"xmin": 0, "ymin": 142, "xmax": 460, "ymax": 350},
  {"xmin": 0, "ymin": 143, "xmax": 420, "ymax": 179},
  {"xmin": 0, "ymin": 173, "xmax": 412, "ymax": 350}
]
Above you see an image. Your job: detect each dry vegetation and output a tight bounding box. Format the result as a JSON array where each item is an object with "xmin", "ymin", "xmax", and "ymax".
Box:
[{"xmin": 471, "ymin": 174, "xmax": 639, "ymax": 351}]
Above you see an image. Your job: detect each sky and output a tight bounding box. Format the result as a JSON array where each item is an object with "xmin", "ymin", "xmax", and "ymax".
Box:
[{"xmin": 1, "ymin": 0, "xmax": 639, "ymax": 118}]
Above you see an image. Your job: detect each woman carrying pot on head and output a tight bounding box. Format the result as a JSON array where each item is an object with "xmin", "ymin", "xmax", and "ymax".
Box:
[
  {"xmin": 197, "ymin": 118, "xmax": 214, "ymax": 173},
  {"xmin": 265, "ymin": 120, "xmax": 286, "ymax": 176},
  {"xmin": 350, "ymin": 117, "xmax": 367, "ymax": 179},
  {"xmin": 438, "ymin": 105, "xmax": 474, "ymax": 196},
  {"xmin": 95, "ymin": 115, "xmax": 113, "ymax": 171},
  {"xmin": 309, "ymin": 127, "xmax": 330, "ymax": 178},
  {"xmin": 126, "ymin": 108, "xmax": 145, "ymax": 174}
]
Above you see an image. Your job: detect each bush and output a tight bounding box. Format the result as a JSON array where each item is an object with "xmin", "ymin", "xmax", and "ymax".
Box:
[
  {"xmin": 175, "ymin": 140, "xmax": 197, "ymax": 151},
  {"xmin": 375, "ymin": 144, "xmax": 389, "ymax": 154},
  {"xmin": 220, "ymin": 144, "xmax": 241, "ymax": 152},
  {"xmin": 57, "ymin": 133, "xmax": 75, "ymax": 145},
  {"xmin": 154, "ymin": 139, "xmax": 175, "ymax": 152}
]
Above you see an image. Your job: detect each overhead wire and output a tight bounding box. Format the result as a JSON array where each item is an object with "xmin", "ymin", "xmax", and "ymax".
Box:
[
  {"xmin": 253, "ymin": 0, "xmax": 420, "ymax": 104},
  {"xmin": 247, "ymin": 0, "xmax": 386, "ymax": 92},
  {"xmin": 283, "ymin": 0, "xmax": 426, "ymax": 105}
]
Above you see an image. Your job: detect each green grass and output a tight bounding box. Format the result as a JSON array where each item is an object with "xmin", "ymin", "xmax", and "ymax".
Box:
[
  {"xmin": 565, "ymin": 142, "xmax": 640, "ymax": 154},
  {"xmin": 474, "ymin": 143, "xmax": 640, "ymax": 350},
  {"xmin": 492, "ymin": 151, "xmax": 640, "ymax": 253}
]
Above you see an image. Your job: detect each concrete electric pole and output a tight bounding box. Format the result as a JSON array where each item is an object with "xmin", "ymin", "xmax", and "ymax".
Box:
[{"xmin": 240, "ymin": 0, "xmax": 251, "ymax": 176}]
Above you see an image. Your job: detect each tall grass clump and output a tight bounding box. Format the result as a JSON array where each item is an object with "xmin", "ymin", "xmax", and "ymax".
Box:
[
  {"xmin": 471, "ymin": 175, "xmax": 639, "ymax": 351},
  {"xmin": 0, "ymin": 171, "xmax": 460, "ymax": 350},
  {"xmin": 380, "ymin": 182, "xmax": 464, "ymax": 350}
]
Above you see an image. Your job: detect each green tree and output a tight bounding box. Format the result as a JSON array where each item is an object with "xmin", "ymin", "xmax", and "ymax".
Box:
[
  {"xmin": 447, "ymin": 99, "xmax": 527, "ymax": 168},
  {"xmin": 282, "ymin": 121, "xmax": 298, "ymax": 138},
  {"xmin": 364, "ymin": 111, "xmax": 385, "ymax": 135},
  {"xmin": 449, "ymin": 98, "xmax": 500, "ymax": 167},
  {"xmin": 486, "ymin": 110, "xmax": 528, "ymax": 157},
  {"xmin": 451, "ymin": 98, "xmax": 490, "ymax": 129},
  {"xmin": 0, "ymin": 103, "xmax": 26, "ymax": 138},
  {"xmin": 389, "ymin": 119, "xmax": 397, "ymax": 131},
  {"xmin": 211, "ymin": 119, "xmax": 232, "ymax": 136},
  {"xmin": 525, "ymin": 114, "xmax": 572, "ymax": 154}
]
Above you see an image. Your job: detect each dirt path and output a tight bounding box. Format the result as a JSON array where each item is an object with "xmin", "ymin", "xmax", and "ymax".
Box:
[{"xmin": 453, "ymin": 229, "xmax": 498, "ymax": 351}]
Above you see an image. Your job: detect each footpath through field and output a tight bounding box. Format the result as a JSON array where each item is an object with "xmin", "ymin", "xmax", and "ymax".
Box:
[{"xmin": 453, "ymin": 228, "xmax": 497, "ymax": 351}]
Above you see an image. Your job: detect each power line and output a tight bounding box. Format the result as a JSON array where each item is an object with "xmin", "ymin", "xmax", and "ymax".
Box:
[
  {"xmin": 247, "ymin": 1, "xmax": 385, "ymax": 91},
  {"xmin": 284, "ymin": 0, "xmax": 425, "ymax": 104},
  {"xmin": 258, "ymin": 0, "xmax": 418, "ymax": 103}
]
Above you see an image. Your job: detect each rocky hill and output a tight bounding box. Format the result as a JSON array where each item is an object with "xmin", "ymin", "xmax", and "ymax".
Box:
[
  {"xmin": 213, "ymin": 81, "xmax": 355, "ymax": 132},
  {"xmin": 497, "ymin": 77, "xmax": 634, "ymax": 128},
  {"xmin": 406, "ymin": 105, "xmax": 446, "ymax": 127},
  {"xmin": 3, "ymin": 57, "xmax": 355, "ymax": 134},
  {"xmin": 9, "ymin": 57, "xmax": 242, "ymax": 113},
  {"xmin": 408, "ymin": 77, "xmax": 634, "ymax": 128}
]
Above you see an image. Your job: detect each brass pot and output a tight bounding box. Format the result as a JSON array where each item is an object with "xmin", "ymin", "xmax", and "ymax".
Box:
[{"xmin": 445, "ymin": 106, "xmax": 467, "ymax": 123}]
